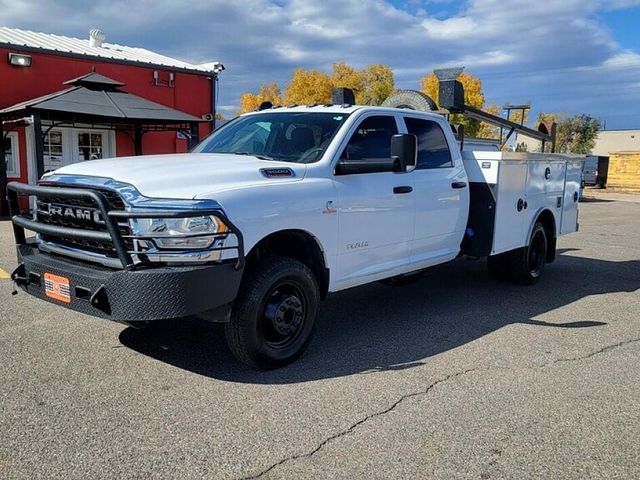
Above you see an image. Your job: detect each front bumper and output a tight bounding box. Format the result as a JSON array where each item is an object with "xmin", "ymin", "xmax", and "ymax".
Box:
[{"xmin": 13, "ymin": 243, "xmax": 243, "ymax": 322}]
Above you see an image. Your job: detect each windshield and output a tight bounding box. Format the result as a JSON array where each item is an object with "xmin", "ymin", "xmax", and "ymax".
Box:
[{"xmin": 193, "ymin": 112, "xmax": 350, "ymax": 163}]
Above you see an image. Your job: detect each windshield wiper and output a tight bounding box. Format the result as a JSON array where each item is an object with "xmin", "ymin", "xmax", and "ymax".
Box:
[{"xmin": 228, "ymin": 152, "xmax": 277, "ymax": 161}]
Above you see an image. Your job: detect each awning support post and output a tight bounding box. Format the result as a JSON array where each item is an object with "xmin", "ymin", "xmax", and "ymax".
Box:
[
  {"xmin": 32, "ymin": 111, "xmax": 45, "ymax": 182},
  {"xmin": 188, "ymin": 122, "xmax": 199, "ymax": 150},
  {"xmin": 0, "ymin": 115, "xmax": 8, "ymax": 217},
  {"xmin": 134, "ymin": 125, "xmax": 143, "ymax": 155}
]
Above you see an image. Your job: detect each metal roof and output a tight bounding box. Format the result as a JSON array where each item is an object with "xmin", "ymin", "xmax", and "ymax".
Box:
[
  {"xmin": 0, "ymin": 73, "xmax": 202, "ymax": 123},
  {"xmin": 0, "ymin": 26, "xmax": 217, "ymax": 75}
]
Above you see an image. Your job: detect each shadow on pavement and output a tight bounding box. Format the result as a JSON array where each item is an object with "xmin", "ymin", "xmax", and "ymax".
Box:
[
  {"xmin": 580, "ymin": 197, "xmax": 615, "ymax": 203},
  {"xmin": 119, "ymin": 249, "xmax": 639, "ymax": 383}
]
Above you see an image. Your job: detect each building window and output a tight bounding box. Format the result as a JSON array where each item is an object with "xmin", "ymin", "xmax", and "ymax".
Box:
[
  {"xmin": 43, "ymin": 130, "xmax": 64, "ymax": 170},
  {"xmin": 78, "ymin": 132, "xmax": 103, "ymax": 160},
  {"xmin": 3, "ymin": 132, "xmax": 20, "ymax": 177}
]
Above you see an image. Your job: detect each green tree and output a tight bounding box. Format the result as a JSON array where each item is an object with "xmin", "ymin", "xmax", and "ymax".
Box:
[
  {"xmin": 537, "ymin": 113, "xmax": 601, "ymax": 154},
  {"xmin": 421, "ymin": 71, "xmax": 486, "ymax": 137}
]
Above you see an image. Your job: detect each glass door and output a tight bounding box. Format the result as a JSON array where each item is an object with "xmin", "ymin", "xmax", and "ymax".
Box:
[
  {"xmin": 76, "ymin": 131, "xmax": 105, "ymax": 161},
  {"xmin": 43, "ymin": 130, "xmax": 66, "ymax": 173}
]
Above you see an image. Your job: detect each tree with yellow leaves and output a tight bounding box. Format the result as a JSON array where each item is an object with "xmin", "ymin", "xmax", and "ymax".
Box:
[
  {"xmin": 284, "ymin": 69, "xmax": 334, "ymax": 105},
  {"xmin": 239, "ymin": 63, "xmax": 395, "ymax": 111},
  {"xmin": 362, "ymin": 64, "xmax": 395, "ymax": 106},
  {"xmin": 331, "ymin": 63, "xmax": 394, "ymax": 106},
  {"xmin": 238, "ymin": 82, "xmax": 282, "ymax": 114},
  {"xmin": 476, "ymin": 103, "xmax": 501, "ymax": 139},
  {"xmin": 420, "ymin": 71, "xmax": 486, "ymax": 137},
  {"xmin": 332, "ymin": 62, "xmax": 365, "ymax": 102}
]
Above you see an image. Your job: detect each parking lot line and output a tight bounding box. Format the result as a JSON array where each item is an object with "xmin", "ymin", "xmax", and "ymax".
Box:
[{"xmin": 0, "ymin": 268, "xmax": 10, "ymax": 280}]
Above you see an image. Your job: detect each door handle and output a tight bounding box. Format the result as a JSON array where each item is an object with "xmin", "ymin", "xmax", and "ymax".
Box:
[
  {"xmin": 451, "ymin": 181, "xmax": 467, "ymax": 189},
  {"xmin": 393, "ymin": 186, "xmax": 413, "ymax": 194}
]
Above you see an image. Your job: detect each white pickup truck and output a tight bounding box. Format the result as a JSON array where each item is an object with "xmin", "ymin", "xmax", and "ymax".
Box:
[{"xmin": 7, "ymin": 97, "xmax": 582, "ymax": 368}]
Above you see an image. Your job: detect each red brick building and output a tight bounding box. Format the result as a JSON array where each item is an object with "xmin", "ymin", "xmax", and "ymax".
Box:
[{"xmin": 0, "ymin": 26, "xmax": 223, "ymax": 215}]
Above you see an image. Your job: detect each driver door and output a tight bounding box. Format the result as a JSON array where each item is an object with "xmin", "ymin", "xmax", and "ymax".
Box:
[{"xmin": 333, "ymin": 114, "xmax": 415, "ymax": 289}]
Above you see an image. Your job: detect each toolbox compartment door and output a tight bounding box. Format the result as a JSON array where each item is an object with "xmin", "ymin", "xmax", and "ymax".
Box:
[
  {"xmin": 492, "ymin": 160, "xmax": 528, "ymax": 254},
  {"xmin": 561, "ymin": 160, "xmax": 583, "ymax": 235}
]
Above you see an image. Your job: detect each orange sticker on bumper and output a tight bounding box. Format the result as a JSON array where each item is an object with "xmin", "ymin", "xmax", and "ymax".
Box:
[{"xmin": 44, "ymin": 273, "xmax": 71, "ymax": 303}]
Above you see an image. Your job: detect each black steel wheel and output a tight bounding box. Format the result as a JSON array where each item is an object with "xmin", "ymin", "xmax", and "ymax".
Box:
[
  {"xmin": 225, "ymin": 256, "xmax": 319, "ymax": 369},
  {"xmin": 509, "ymin": 222, "xmax": 548, "ymax": 285}
]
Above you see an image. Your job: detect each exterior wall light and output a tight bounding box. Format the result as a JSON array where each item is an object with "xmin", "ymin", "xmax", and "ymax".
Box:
[{"xmin": 8, "ymin": 53, "xmax": 32, "ymax": 67}]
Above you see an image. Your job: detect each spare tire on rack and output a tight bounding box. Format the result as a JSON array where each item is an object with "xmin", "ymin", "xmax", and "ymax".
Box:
[{"xmin": 381, "ymin": 90, "xmax": 438, "ymax": 111}]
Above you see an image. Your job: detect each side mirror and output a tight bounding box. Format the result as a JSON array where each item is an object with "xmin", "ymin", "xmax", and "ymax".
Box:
[{"xmin": 390, "ymin": 134, "xmax": 417, "ymax": 172}]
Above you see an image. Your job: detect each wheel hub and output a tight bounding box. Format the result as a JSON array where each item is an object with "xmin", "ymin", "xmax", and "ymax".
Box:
[{"xmin": 264, "ymin": 294, "xmax": 304, "ymax": 336}]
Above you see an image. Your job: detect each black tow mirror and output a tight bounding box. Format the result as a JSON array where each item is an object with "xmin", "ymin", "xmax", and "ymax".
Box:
[{"xmin": 391, "ymin": 134, "xmax": 417, "ymax": 172}]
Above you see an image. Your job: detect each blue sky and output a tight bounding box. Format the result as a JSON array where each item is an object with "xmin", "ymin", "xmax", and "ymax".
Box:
[{"xmin": 1, "ymin": 0, "xmax": 640, "ymax": 129}]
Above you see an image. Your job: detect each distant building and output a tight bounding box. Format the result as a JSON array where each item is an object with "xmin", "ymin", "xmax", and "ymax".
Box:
[
  {"xmin": 592, "ymin": 129, "xmax": 640, "ymax": 156},
  {"xmin": 0, "ymin": 26, "xmax": 223, "ymax": 215}
]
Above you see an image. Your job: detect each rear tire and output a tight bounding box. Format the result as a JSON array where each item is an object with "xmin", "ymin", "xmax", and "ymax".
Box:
[
  {"xmin": 225, "ymin": 256, "xmax": 319, "ymax": 369},
  {"xmin": 509, "ymin": 222, "xmax": 548, "ymax": 285}
]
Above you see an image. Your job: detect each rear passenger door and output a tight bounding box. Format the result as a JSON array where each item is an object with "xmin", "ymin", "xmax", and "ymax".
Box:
[{"xmin": 403, "ymin": 115, "xmax": 469, "ymax": 266}]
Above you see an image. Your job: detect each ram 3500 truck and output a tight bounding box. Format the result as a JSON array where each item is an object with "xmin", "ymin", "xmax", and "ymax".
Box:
[{"xmin": 7, "ymin": 100, "xmax": 582, "ymax": 368}]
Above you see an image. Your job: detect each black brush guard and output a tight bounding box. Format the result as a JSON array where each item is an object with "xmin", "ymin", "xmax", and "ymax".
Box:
[
  {"xmin": 6, "ymin": 182, "xmax": 246, "ymax": 321},
  {"xmin": 7, "ymin": 182, "xmax": 245, "ymax": 270}
]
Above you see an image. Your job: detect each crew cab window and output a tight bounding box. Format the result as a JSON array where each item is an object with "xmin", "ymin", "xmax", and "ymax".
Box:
[
  {"xmin": 404, "ymin": 117, "xmax": 453, "ymax": 169},
  {"xmin": 341, "ymin": 116, "xmax": 398, "ymax": 161}
]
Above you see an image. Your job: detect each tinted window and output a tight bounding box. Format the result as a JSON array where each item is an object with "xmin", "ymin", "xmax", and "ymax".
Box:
[
  {"xmin": 404, "ymin": 117, "xmax": 453, "ymax": 169},
  {"xmin": 341, "ymin": 116, "xmax": 398, "ymax": 160}
]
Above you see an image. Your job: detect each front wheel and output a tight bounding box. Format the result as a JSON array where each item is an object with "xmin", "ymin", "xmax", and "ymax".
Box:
[{"xmin": 225, "ymin": 256, "xmax": 319, "ymax": 369}]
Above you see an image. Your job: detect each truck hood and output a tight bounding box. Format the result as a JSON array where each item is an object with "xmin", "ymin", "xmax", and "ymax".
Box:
[{"xmin": 44, "ymin": 153, "xmax": 307, "ymax": 199}]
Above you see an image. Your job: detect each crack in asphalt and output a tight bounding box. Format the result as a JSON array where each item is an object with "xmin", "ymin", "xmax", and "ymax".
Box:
[
  {"xmin": 547, "ymin": 336, "xmax": 640, "ymax": 365},
  {"xmin": 241, "ymin": 337, "xmax": 640, "ymax": 479},
  {"xmin": 241, "ymin": 367, "xmax": 478, "ymax": 480}
]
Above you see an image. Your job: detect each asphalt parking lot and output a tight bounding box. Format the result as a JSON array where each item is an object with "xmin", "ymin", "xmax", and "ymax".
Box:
[{"xmin": 1, "ymin": 194, "xmax": 639, "ymax": 480}]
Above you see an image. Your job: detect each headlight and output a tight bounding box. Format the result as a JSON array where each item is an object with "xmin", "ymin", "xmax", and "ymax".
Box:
[{"xmin": 131, "ymin": 215, "xmax": 227, "ymax": 250}]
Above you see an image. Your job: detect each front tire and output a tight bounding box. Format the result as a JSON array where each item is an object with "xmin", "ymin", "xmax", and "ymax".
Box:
[{"xmin": 225, "ymin": 256, "xmax": 319, "ymax": 369}]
